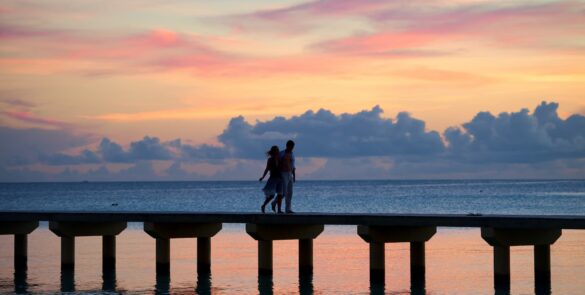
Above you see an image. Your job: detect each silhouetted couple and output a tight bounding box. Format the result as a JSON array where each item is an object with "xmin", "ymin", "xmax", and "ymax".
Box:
[{"xmin": 259, "ymin": 140, "xmax": 296, "ymax": 214}]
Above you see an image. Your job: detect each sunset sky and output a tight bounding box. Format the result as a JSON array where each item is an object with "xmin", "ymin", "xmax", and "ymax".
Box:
[{"xmin": 1, "ymin": 0, "xmax": 584, "ymax": 181}]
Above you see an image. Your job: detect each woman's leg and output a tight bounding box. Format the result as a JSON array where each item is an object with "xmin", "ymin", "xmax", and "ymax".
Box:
[
  {"xmin": 261, "ymin": 194, "xmax": 274, "ymax": 213},
  {"xmin": 276, "ymin": 194, "xmax": 284, "ymax": 213}
]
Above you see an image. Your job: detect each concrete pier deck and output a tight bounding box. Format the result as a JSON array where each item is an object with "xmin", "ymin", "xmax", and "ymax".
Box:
[{"xmin": 1, "ymin": 210, "xmax": 585, "ymax": 228}]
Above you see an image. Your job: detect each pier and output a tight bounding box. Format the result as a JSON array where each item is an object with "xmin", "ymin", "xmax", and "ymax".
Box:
[{"xmin": 1, "ymin": 211, "xmax": 585, "ymax": 293}]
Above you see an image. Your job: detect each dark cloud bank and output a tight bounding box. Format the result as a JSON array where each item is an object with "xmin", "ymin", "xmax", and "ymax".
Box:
[{"xmin": 1, "ymin": 102, "xmax": 584, "ymax": 181}]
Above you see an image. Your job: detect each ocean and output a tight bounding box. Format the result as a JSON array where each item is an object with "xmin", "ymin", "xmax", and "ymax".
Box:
[{"xmin": 1, "ymin": 180, "xmax": 584, "ymax": 294}]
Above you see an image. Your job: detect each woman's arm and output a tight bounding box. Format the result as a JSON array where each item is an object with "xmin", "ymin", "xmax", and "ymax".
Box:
[{"xmin": 259, "ymin": 159, "xmax": 270, "ymax": 181}]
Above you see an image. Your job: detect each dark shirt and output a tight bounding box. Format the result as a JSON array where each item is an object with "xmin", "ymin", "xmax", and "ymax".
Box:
[{"xmin": 267, "ymin": 157, "xmax": 281, "ymax": 178}]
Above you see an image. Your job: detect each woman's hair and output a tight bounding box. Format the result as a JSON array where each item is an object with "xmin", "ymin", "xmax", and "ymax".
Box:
[{"xmin": 266, "ymin": 145, "xmax": 280, "ymax": 158}]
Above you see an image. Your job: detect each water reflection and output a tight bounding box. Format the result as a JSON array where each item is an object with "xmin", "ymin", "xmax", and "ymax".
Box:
[
  {"xmin": 155, "ymin": 274, "xmax": 170, "ymax": 295},
  {"xmin": 369, "ymin": 280, "xmax": 385, "ymax": 295},
  {"xmin": 102, "ymin": 269, "xmax": 117, "ymax": 292},
  {"xmin": 299, "ymin": 273, "xmax": 314, "ymax": 295},
  {"xmin": 60, "ymin": 269, "xmax": 75, "ymax": 292},
  {"xmin": 13, "ymin": 270, "xmax": 28, "ymax": 294},
  {"xmin": 195, "ymin": 272, "xmax": 212, "ymax": 294},
  {"xmin": 411, "ymin": 275, "xmax": 426, "ymax": 295},
  {"xmin": 494, "ymin": 288, "xmax": 510, "ymax": 295},
  {"xmin": 535, "ymin": 284, "xmax": 552, "ymax": 295},
  {"xmin": 258, "ymin": 275, "xmax": 273, "ymax": 295}
]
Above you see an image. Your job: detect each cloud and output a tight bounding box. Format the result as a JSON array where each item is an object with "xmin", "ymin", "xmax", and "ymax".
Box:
[
  {"xmin": 0, "ymin": 110, "xmax": 71, "ymax": 129},
  {"xmin": 445, "ymin": 102, "xmax": 585, "ymax": 163},
  {"xmin": 128, "ymin": 136, "xmax": 174, "ymax": 160},
  {"xmin": 179, "ymin": 142, "xmax": 229, "ymax": 163},
  {"xmin": 218, "ymin": 106, "xmax": 444, "ymax": 159},
  {"xmin": 2, "ymin": 102, "xmax": 585, "ymax": 181},
  {"xmin": 311, "ymin": 31, "xmax": 442, "ymax": 56},
  {"xmin": 233, "ymin": 0, "xmax": 584, "ymax": 55},
  {"xmin": 0, "ymin": 98, "xmax": 35, "ymax": 109},
  {"xmin": 39, "ymin": 149, "xmax": 101, "ymax": 166},
  {"xmin": 0, "ymin": 127, "xmax": 91, "ymax": 166},
  {"xmin": 0, "ymin": 24, "xmax": 240, "ymax": 75},
  {"xmin": 221, "ymin": 0, "xmax": 402, "ymax": 35},
  {"xmin": 98, "ymin": 136, "xmax": 175, "ymax": 163},
  {"xmin": 98, "ymin": 138, "xmax": 130, "ymax": 163}
]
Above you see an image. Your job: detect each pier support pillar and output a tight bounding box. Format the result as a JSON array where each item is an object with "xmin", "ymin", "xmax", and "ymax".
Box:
[
  {"xmin": 369, "ymin": 242, "xmax": 385, "ymax": 283},
  {"xmin": 246, "ymin": 224, "xmax": 324, "ymax": 277},
  {"xmin": 0, "ymin": 221, "xmax": 39, "ymax": 272},
  {"xmin": 481, "ymin": 227, "xmax": 561, "ymax": 292},
  {"xmin": 156, "ymin": 238, "xmax": 170, "ymax": 276},
  {"xmin": 197, "ymin": 237, "xmax": 211, "ymax": 274},
  {"xmin": 258, "ymin": 240, "xmax": 273, "ymax": 275},
  {"xmin": 102, "ymin": 235, "xmax": 116, "ymax": 272},
  {"xmin": 298, "ymin": 239, "xmax": 313, "ymax": 275},
  {"xmin": 534, "ymin": 244, "xmax": 551, "ymax": 292},
  {"xmin": 358, "ymin": 225, "xmax": 436, "ymax": 285},
  {"xmin": 493, "ymin": 245, "xmax": 510, "ymax": 290},
  {"xmin": 144, "ymin": 222, "xmax": 222, "ymax": 277},
  {"xmin": 61, "ymin": 236, "xmax": 75, "ymax": 271},
  {"xmin": 410, "ymin": 241, "xmax": 426, "ymax": 283},
  {"xmin": 50, "ymin": 221, "xmax": 127, "ymax": 272},
  {"xmin": 14, "ymin": 234, "xmax": 28, "ymax": 272}
]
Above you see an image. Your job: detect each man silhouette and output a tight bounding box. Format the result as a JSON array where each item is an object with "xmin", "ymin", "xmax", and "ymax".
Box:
[{"xmin": 272, "ymin": 140, "xmax": 296, "ymax": 213}]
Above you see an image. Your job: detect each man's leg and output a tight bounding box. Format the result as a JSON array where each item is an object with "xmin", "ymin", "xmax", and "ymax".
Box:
[
  {"xmin": 285, "ymin": 173, "xmax": 293, "ymax": 212},
  {"xmin": 273, "ymin": 173, "xmax": 289, "ymax": 208}
]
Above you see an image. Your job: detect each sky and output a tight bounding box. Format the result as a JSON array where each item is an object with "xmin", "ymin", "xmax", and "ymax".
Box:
[{"xmin": 1, "ymin": 0, "xmax": 584, "ymax": 181}]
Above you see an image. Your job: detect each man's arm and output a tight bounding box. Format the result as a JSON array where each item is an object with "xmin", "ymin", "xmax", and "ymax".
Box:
[{"xmin": 292, "ymin": 153, "xmax": 296, "ymax": 182}]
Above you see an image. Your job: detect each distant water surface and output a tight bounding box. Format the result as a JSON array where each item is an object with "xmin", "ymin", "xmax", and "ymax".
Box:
[{"xmin": 1, "ymin": 180, "xmax": 584, "ymax": 214}]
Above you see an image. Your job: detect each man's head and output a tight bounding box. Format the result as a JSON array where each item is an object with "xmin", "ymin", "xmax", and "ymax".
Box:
[{"xmin": 286, "ymin": 140, "xmax": 295, "ymax": 151}]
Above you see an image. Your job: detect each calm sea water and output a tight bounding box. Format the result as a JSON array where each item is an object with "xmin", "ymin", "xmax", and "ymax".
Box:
[
  {"xmin": 1, "ymin": 180, "xmax": 584, "ymax": 214},
  {"xmin": 1, "ymin": 180, "xmax": 584, "ymax": 294}
]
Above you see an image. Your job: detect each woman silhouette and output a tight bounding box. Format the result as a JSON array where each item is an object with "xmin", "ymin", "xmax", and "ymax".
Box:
[{"xmin": 259, "ymin": 145, "xmax": 284, "ymax": 213}]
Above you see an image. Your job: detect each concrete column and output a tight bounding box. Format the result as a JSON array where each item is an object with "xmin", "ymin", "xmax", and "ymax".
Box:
[
  {"xmin": 410, "ymin": 241, "xmax": 426, "ymax": 284},
  {"xmin": 258, "ymin": 240, "xmax": 273, "ymax": 276},
  {"xmin": 61, "ymin": 236, "xmax": 75, "ymax": 271},
  {"xmin": 102, "ymin": 235, "xmax": 116, "ymax": 272},
  {"xmin": 493, "ymin": 245, "xmax": 510, "ymax": 290},
  {"xmin": 534, "ymin": 245, "xmax": 551, "ymax": 292},
  {"xmin": 481, "ymin": 227, "xmax": 561, "ymax": 291},
  {"xmin": 14, "ymin": 234, "xmax": 28, "ymax": 271},
  {"xmin": 156, "ymin": 238, "xmax": 170, "ymax": 276},
  {"xmin": 144, "ymin": 222, "xmax": 222, "ymax": 277},
  {"xmin": 369, "ymin": 242, "xmax": 385, "ymax": 283},
  {"xmin": 197, "ymin": 237, "xmax": 211, "ymax": 273},
  {"xmin": 299, "ymin": 239, "xmax": 313, "ymax": 275}
]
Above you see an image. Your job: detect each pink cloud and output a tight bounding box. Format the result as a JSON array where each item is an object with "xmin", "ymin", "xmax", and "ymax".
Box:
[
  {"xmin": 0, "ymin": 25, "xmax": 242, "ymax": 74},
  {"xmin": 394, "ymin": 67, "xmax": 496, "ymax": 85},
  {"xmin": 244, "ymin": 0, "xmax": 387, "ymax": 20},
  {"xmin": 0, "ymin": 98, "xmax": 34, "ymax": 109},
  {"xmin": 226, "ymin": 0, "xmax": 585, "ymax": 54},
  {"xmin": 402, "ymin": 1, "xmax": 585, "ymax": 48},
  {"xmin": 2, "ymin": 0, "xmax": 583, "ymax": 78},
  {"xmin": 1, "ymin": 23, "xmax": 352, "ymax": 76},
  {"xmin": 312, "ymin": 31, "xmax": 448, "ymax": 56},
  {"xmin": 1, "ymin": 110, "xmax": 70, "ymax": 129}
]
